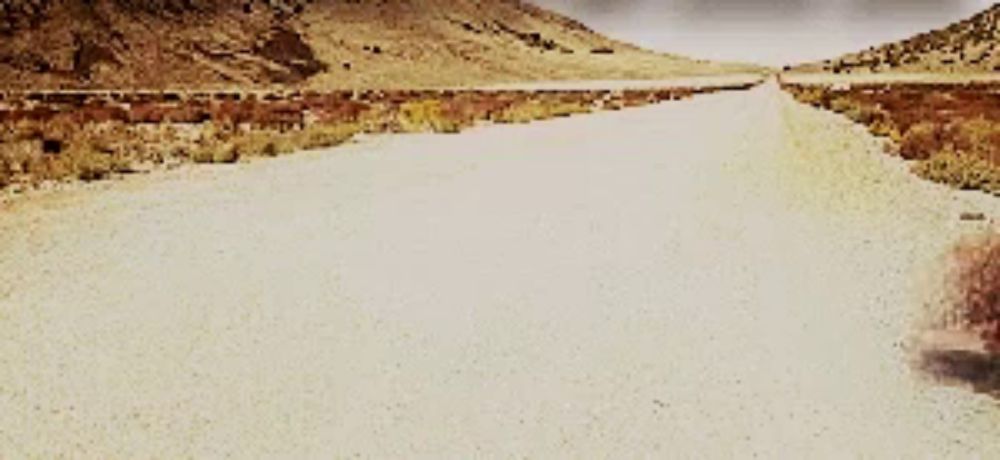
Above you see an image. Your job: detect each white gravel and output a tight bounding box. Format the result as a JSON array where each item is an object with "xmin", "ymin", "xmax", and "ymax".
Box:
[{"xmin": 1, "ymin": 81, "xmax": 999, "ymax": 457}]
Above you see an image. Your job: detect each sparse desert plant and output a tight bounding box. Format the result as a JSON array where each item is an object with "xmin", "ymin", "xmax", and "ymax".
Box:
[
  {"xmin": 913, "ymin": 150, "xmax": 1000, "ymax": 192},
  {"xmin": 71, "ymin": 148, "xmax": 114, "ymax": 181},
  {"xmin": 950, "ymin": 117, "xmax": 1000, "ymax": 165},
  {"xmin": 191, "ymin": 142, "xmax": 239, "ymax": 164},
  {"xmin": 793, "ymin": 86, "xmax": 828, "ymax": 107},
  {"xmin": 231, "ymin": 130, "xmax": 292, "ymax": 158},
  {"xmin": 947, "ymin": 234, "xmax": 1000, "ymax": 349},
  {"xmin": 491, "ymin": 103, "xmax": 532, "ymax": 124},
  {"xmin": 868, "ymin": 118, "xmax": 903, "ymax": 143},
  {"xmin": 41, "ymin": 115, "xmax": 80, "ymax": 144},
  {"xmin": 900, "ymin": 122, "xmax": 946, "ymax": 161},
  {"xmin": 846, "ymin": 103, "xmax": 884, "ymax": 125},
  {"xmin": 546, "ymin": 100, "xmax": 593, "ymax": 118},
  {"xmin": 0, "ymin": 139, "xmax": 38, "ymax": 179},
  {"xmin": 0, "ymin": 125, "xmax": 133, "ymax": 184},
  {"xmin": 493, "ymin": 100, "xmax": 555, "ymax": 124},
  {"xmin": 397, "ymin": 99, "xmax": 464, "ymax": 133},
  {"xmin": 828, "ymin": 96, "xmax": 856, "ymax": 114},
  {"xmin": 298, "ymin": 123, "xmax": 360, "ymax": 150},
  {"xmin": 825, "ymin": 97, "xmax": 885, "ymax": 125}
]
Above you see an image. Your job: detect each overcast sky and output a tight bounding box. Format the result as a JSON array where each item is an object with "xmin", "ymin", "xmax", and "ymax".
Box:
[{"xmin": 532, "ymin": 0, "xmax": 994, "ymax": 66}]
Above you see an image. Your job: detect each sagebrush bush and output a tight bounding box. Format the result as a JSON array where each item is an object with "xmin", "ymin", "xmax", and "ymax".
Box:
[
  {"xmin": 547, "ymin": 101, "xmax": 593, "ymax": 118},
  {"xmin": 949, "ymin": 117, "xmax": 1000, "ymax": 166},
  {"xmin": 844, "ymin": 103, "xmax": 884, "ymax": 125},
  {"xmin": 397, "ymin": 100, "xmax": 464, "ymax": 133},
  {"xmin": 191, "ymin": 143, "xmax": 239, "ymax": 164},
  {"xmin": 232, "ymin": 131, "xmax": 290, "ymax": 158},
  {"xmin": 210, "ymin": 123, "xmax": 360, "ymax": 162},
  {"xmin": 949, "ymin": 234, "xmax": 1000, "ymax": 349},
  {"xmin": 299, "ymin": 123, "xmax": 359, "ymax": 149},
  {"xmin": 869, "ymin": 118, "xmax": 903, "ymax": 143},
  {"xmin": 0, "ymin": 140, "xmax": 38, "ymax": 184},
  {"xmin": 828, "ymin": 96, "xmax": 856, "ymax": 114},
  {"xmin": 0, "ymin": 122, "xmax": 138, "ymax": 183},
  {"xmin": 792, "ymin": 86, "xmax": 827, "ymax": 106},
  {"xmin": 491, "ymin": 103, "xmax": 537, "ymax": 124},
  {"xmin": 71, "ymin": 149, "xmax": 115, "ymax": 181},
  {"xmin": 900, "ymin": 122, "xmax": 946, "ymax": 161},
  {"xmin": 913, "ymin": 151, "xmax": 1000, "ymax": 192},
  {"xmin": 492, "ymin": 101, "xmax": 563, "ymax": 124}
]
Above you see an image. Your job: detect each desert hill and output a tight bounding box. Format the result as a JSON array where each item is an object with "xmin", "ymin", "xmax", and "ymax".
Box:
[
  {"xmin": 793, "ymin": 4, "xmax": 1000, "ymax": 75},
  {"xmin": 0, "ymin": 0, "xmax": 759, "ymax": 90}
]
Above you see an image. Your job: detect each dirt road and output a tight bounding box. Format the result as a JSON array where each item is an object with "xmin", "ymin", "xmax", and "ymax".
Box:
[{"xmin": 2, "ymin": 81, "xmax": 1000, "ymax": 457}]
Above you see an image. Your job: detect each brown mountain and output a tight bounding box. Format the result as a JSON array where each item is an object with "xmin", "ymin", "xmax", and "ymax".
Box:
[
  {"xmin": 0, "ymin": 0, "xmax": 759, "ymax": 90},
  {"xmin": 793, "ymin": 5, "xmax": 1000, "ymax": 75}
]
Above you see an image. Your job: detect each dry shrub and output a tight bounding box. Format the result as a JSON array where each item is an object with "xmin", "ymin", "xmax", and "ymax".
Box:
[
  {"xmin": 868, "ymin": 118, "xmax": 903, "ymax": 143},
  {"xmin": 947, "ymin": 234, "xmax": 1000, "ymax": 349},
  {"xmin": 191, "ymin": 143, "xmax": 239, "ymax": 164},
  {"xmin": 828, "ymin": 96, "xmax": 856, "ymax": 114},
  {"xmin": 547, "ymin": 100, "xmax": 593, "ymax": 118},
  {"xmin": 839, "ymin": 102, "xmax": 884, "ymax": 125},
  {"xmin": 900, "ymin": 122, "xmax": 946, "ymax": 161},
  {"xmin": 913, "ymin": 151, "xmax": 1000, "ymax": 192},
  {"xmin": 792, "ymin": 86, "xmax": 828, "ymax": 106},
  {"xmin": 0, "ymin": 139, "xmax": 39, "ymax": 186},
  {"xmin": 950, "ymin": 117, "xmax": 1000, "ymax": 165},
  {"xmin": 492, "ymin": 101, "xmax": 544, "ymax": 124},
  {"xmin": 63, "ymin": 130, "xmax": 137, "ymax": 180},
  {"xmin": 70, "ymin": 147, "xmax": 115, "ymax": 181},
  {"xmin": 223, "ymin": 122, "xmax": 359, "ymax": 160},
  {"xmin": 0, "ymin": 120, "xmax": 139, "ymax": 183},
  {"xmin": 297, "ymin": 123, "xmax": 359, "ymax": 150},
  {"xmin": 397, "ymin": 100, "xmax": 464, "ymax": 133},
  {"xmin": 492, "ymin": 99, "xmax": 575, "ymax": 124},
  {"xmin": 231, "ymin": 130, "xmax": 293, "ymax": 158}
]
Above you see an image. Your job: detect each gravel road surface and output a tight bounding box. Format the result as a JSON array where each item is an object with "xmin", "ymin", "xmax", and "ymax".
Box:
[{"xmin": 2, "ymin": 81, "xmax": 999, "ymax": 457}]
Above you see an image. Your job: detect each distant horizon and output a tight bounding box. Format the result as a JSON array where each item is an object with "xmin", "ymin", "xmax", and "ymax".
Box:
[{"xmin": 533, "ymin": 0, "xmax": 994, "ymax": 66}]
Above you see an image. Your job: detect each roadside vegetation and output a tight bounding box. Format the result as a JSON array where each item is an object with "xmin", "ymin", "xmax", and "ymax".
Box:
[
  {"xmin": 950, "ymin": 235, "xmax": 1000, "ymax": 351},
  {"xmin": 919, "ymin": 234, "xmax": 1000, "ymax": 398},
  {"xmin": 0, "ymin": 84, "xmax": 753, "ymax": 192},
  {"xmin": 786, "ymin": 82, "xmax": 1000, "ymax": 379},
  {"xmin": 783, "ymin": 82, "xmax": 1000, "ymax": 195}
]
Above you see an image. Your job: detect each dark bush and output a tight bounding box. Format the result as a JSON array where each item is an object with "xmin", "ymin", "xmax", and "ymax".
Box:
[
  {"xmin": 899, "ymin": 122, "xmax": 945, "ymax": 160},
  {"xmin": 950, "ymin": 235, "xmax": 1000, "ymax": 349}
]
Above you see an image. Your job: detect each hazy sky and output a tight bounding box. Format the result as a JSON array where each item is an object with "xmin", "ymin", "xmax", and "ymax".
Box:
[{"xmin": 532, "ymin": 0, "xmax": 994, "ymax": 66}]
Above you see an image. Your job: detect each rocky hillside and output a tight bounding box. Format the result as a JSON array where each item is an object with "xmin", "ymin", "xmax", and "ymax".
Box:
[
  {"xmin": 0, "ymin": 0, "xmax": 758, "ymax": 90},
  {"xmin": 793, "ymin": 4, "xmax": 1000, "ymax": 74}
]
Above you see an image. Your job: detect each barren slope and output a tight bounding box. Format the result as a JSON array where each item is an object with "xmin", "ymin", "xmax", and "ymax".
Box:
[
  {"xmin": 793, "ymin": 4, "xmax": 1000, "ymax": 75},
  {"xmin": 0, "ymin": 0, "xmax": 759, "ymax": 90}
]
